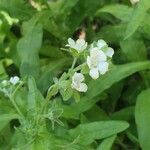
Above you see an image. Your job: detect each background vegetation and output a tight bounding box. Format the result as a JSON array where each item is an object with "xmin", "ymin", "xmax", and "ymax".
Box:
[{"xmin": 0, "ymin": 0, "xmax": 150, "ymax": 149}]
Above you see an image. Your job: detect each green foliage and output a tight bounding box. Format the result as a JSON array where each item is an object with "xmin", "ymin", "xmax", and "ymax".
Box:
[
  {"xmin": 1, "ymin": 0, "xmax": 150, "ymax": 149},
  {"xmin": 97, "ymin": 135, "xmax": 116, "ymax": 150},
  {"xmin": 17, "ymin": 17, "xmax": 43, "ymax": 78},
  {"xmin": 135, "ymin": 89, "xmax": 150, "ymax": 150},
  {"xmin": 69, "ymin": 121, "xmax": 129, "ymax": 145}
]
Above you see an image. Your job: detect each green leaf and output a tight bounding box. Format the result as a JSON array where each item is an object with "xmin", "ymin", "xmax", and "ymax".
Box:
[
  {"xmin": 66, "ymin": 0, "xmax": 104, "ymax": 33},
  {"xmin": 27, "ymin": 76, "xmax": 43, "ymax": 116},
  {"xmin": 96, "ymin": 4, "xmax": 132, "ymax": 22},
  {"xmin": 135, "ymin": 88, "xmax": 150, "ymax": 150},
  {"xmin": 125, "ymin": 0, "xmax": 150, "ymax": 39},
  {"xmin": 69, "ymin": 121, "xmax": 129, "ymax": 145},
  {"xmin": 0, "ymin": 0, "xmax": 35, "ymax": 20},
  {"xmin": 85, "ymin": 105, "xmax": 109, "ymax": 121},
  {"xmin": 73, "ymin": 90, "xmax": 80, "ymax": 103},
  {"xmin": 95, "ymin": 24, "xmax": 126, "ymax": 44},
  {"xmin": 38, "ymin": 58, "xmax": 71, "ymax": 94},
  {"xmin": 60, "ymin": 86, "xmax": 73, "ymax": 101},
  {"xmin": 110, "ymin": 106, "xmax": 134, "ymax": 121},
  {"xmin": 97, "ymin": 135, "xmax": 116, "ymax": 150},
  {"xmin": 63, "ymin": 61, "xmax": 150, "ymax": 119},
  {"xmin": 17, "ymin": 16, "xmax": 43, "ymax": 79},
  {"xmin": 0, "ymin": 113, "xmax": 19, "ymax": 131},
  {"xmin": 47, "ymin": 84, "xmax": 59, "ymax": 100},
  {"xmin": 120, "ymin": 33, "xmax": 147, "ymax": 61}
]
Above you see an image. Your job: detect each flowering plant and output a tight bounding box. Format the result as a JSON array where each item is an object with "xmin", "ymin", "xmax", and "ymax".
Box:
[{"xmin": 0, "ymin": 0, "xmax": 150, "ymax": 149}]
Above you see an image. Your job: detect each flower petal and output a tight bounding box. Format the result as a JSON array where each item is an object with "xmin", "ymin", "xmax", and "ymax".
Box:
[
  {"xmin": 76, "ymin": 39, "xmax": 86, "ymax": 46},
  {"xmin": 9, "ymin": 76, "xmax": 20, "ymax": 85},
  {"xmin": 68, "ymin": 38, "xmax": 75, "ymax": 47},
  {"xmin": 89, "ymin": 68, "xmax": 99, "ymax": 79},
  {"xmin": 81, "ymin": 42, "xmax": 87, "ymax": 50},
  {"xmin": 97, "ymin": 39, "xmax": 107, "ymax": 49},
  {"xmin": 105, "ymin": 47, "xmax": 114, "ymax": 58},
  {"xmin": 98, "ymin": 62, "xmax": 109, "ymax": 75},
  {"xmin": 76, "ymin": 39, "xmax": 87, "ymax": 52},
  {"xmin": 72, "ymin": 72, "xmax": 84, "ymax": 83},
  {"xmin": 77, "ymin": 83, "xmax": 88, "ymax": 92},
  {"xmin": 90, "ymin": 49, "xmax": 107, "ymax": 62}
]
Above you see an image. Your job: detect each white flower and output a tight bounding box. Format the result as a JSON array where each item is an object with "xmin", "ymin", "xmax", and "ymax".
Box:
[
  {"xmin": 130, "ymin": 0, "xmax": 139, "ymax": 5},
  {"xmin": 87, "ymin": 48, "xmax": 109, "ymax": 79},
  {"xmin": 66, "ymin": 38, "xmax": 87, "ymax": 53},
  {"xmin": 97, "ymin": 39, "xmax": 114, "ymax": 58},
  {"xmin": 71, "ymin": 72, "xmax": 88, "ymax": 92},
  {"xmin": 9, "ymin": 76, "xmax": 20, "ymax": 85}
]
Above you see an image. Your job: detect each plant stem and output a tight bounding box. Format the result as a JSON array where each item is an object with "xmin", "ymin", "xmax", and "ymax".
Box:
[
  {"xmin": 12, "ymin": 82, "xmax": 24, "ymax": 97},
  {"xmin": 71, "ymin": 58, "xmax": 77, "ymax": 70},
  {"xmin": 9, "ymin": 96, "xmax": 25, "ymax": 119}
]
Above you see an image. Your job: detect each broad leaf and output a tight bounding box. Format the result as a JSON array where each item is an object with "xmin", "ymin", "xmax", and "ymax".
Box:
[
  {"xmin": 63, "ymin": 61, "xmax": 150, "ymax": 119},
  {"xmin": 17, "ymin": 16, "xmax": 43, "ymax": 79},
  {"xmin": 96, "ymin": 4, "xmax": 132, "ymax": 22},
  {"xmin": 135, "ymin": 89, "xmax": 150, "ymax": 150},
  {"xmin": 97, "ymin": 135, "xmax": 116, "ymax": 150},
  {"xmin": 125, "ymin": 0, "xmax": 150, "ymax": 39},
  {"xmin": 69, "ymin": 121, "xmax": 129, "ymax": 145},
  {"xmin": 0, "ymin": 113, "xmax": 19, "ymax": 131}
]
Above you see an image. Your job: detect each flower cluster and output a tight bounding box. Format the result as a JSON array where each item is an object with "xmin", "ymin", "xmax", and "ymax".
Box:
[
  {"xmin": 47, "ymin": 38, "xmax": 114, "ymax": 102},
  {"xmin": 66, "ymin": 38, "xmax": 114, "ymax": 93},
  {"xmin": 0, "ymin": 76, "xmax": 21, "ymax": 96}
]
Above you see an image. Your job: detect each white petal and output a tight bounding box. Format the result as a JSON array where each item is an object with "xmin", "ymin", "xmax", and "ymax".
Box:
[
  {"xmin": 72, "ymin": 72, "xmax": 84, "ymax": 83},
  {"xmin": 97, "ymin": 39, "xmax": 107, "ymax": 49},
  {"xmin": 77, "ymin": 83, "xmax": 88, "ymax": 92},
  {"xmin": 68, "ymin": 38, "xmax": 75, "ymax": 47},
  {"xmin": 75, "ymin": 45, "xmax": 83, "ymax": 52},
  {"xmin": 90, "ymin": 47, "xmax": 99, "ymax": 56},
  {"xmin": 81, "ymin": 42, "xmax": 87, "ymax": 50},
  {"xmin": 130, "ymin": 0, "xmax": 139, "ymax": 5},
  {"xmin": 90, "ymin": 49, "xmax": 107, "ymax": 62},
  {"xmin": 76, "ymin": 39, "xmax": 86, "ymax": 46},
  {"xmin": 9, "ymin": 76, "xmax": 20, "ymax": 85},
  {"xmin": 98, "ymin": 62, "xmax": 109, "ymax": 75},
  {"xmin": 71, "ymin": 82, "xmax": 78, "ymax": 90},
  {"xmin": 105, "ymin": 47, "xmax": 114, "ymax": 58},
  {"xmin": 76, "ymin": 39, "xmax": 87, "ymax": 52},
  {"xmin": 89, "ymin": 68, "xmax": 99, "ymax": 79}
]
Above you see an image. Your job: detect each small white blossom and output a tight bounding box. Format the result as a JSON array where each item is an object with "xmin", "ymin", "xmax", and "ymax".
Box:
[
  {"xmin": 87, "ymin": 48, "xmax": 109, "ymax": 79},
  {"xmin": 71, "ymin": 72, "xmax": 88, "ymax": 92},
  {"xmin": 9, "ymin": 76, "xmax": 20, "ymax": 85},
  {"xmin": 96, "ymin": 39, "xmax": 114, "ymax": 58},
  {"xmin": 66, "ymin": 38, "xmax": 87, "ymax": 53},
  {"xmin": 130, "ymin": 0, "xmax": 139, "ymax": 5}
]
